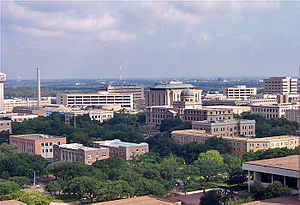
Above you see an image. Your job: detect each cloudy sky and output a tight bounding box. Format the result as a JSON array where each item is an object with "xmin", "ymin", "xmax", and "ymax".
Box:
[{"xmin": 1, "ymin": 0, "xmax": 300, "ymax": 79}]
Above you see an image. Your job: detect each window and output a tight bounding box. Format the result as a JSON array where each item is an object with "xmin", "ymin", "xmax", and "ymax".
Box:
[
  {"xmin": 45, "ymin": 143, "xmax": 48, "ymax": 146},
  {"xmin": 102, "ymin": 153, "xmax": 106, "ymax": 157},
  {"xmin": 41, "ymin": 143, "xmax": 44, "ymax": 147},
  {"xmin": 88, "ymin": 154, "xmax": 92, "ymax": 159},
  {"xmin": 58, "ymin": 142, "xmax": 61, "ymax": 145},
  {"xmin": 50, "ymin": 142, "xmax": 53, "ymax": 146},
  {"xmin": 50, "ymin": 149, "xmax": 52, "ymax": 152}
]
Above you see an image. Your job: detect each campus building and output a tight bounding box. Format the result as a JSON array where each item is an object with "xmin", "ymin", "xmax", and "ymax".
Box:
[
  {"xmin": 250, "ymin": 104, "xmax": 297, "ymax": 119},
  {"xmin": 285, "ymin": 109, "xmax": 300, "ymax": 124},
  {"xmin": 9, "ymin": 134, "xmax": 66, "ymax": 159},
  {"xmin": 243, "ymin": 155, "xmax": 300, "ymax": 195},
  {"xmin": 145, "ymin": 81, "xmax": 202, "ymax": 107},
  {"xmin": 224, "ymin": 85, "xmax": 257, "ymax": 100},
  {"xmin": 263, "ymin": 77, "xmax": 298, "ymax": 95},
  {"xmin": 93, "ymin": 139, "xmax": 149, "ymax": 160},
  {"xmin": 99, "ymin": 85, "xmax": 144, "ymax": 103},
  {"xmin": 56, "ymin": 92, "xmax": 134, "ymax": 109},
  {"xmin": 1, "ymin": 113, "xmax": 39, "ymax": 122},
  {"xmin": 146, "ymin": 83, "xmax": 233, "ymax": 125},
  {"xmin": 64, "ymin": 109, "xmax": 114, "ymax": 124},
  {"xmin": 53, "ymin": 143, "xmax": 109, "ymax": 165},
  {"xmin": 171, "ymin": 129, "xmax": 300, "ymax": 158},
  {"xmin": 0, "ymin": 119, "xmax": 12, "ymax": 133},
  {"xmin": 192, "ymin": 119, "xmax": 256, "ymax": 137},
  {"xmin": 4, "ymin": 98, "xmax": 51, "ymax": 113}
]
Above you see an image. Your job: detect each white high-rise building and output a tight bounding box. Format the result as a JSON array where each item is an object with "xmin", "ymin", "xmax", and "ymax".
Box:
[{"xmin": 0, "ymin": 73, "xmax": 6, "ymax": 113}]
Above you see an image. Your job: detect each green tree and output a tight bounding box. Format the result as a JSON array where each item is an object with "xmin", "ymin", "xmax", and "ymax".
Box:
[
  {"xmin": 200, "ymin": 190, "xmax": 222, "ymax": 205},
  {"xmin": 227, "ymin": 167, "xmax": 247, "ymax": 186},
  {"xmin": 0, "ymin": 143, "xmax": 15, "ymax": 154},
  {"xmin": 9, "ymin": 176, "xmax": 31, "ymax": 188},
  {"xmin": 46, "ymin": 181, "xmax": 62, "ymax": 195},
  {"xmin": 193, "ymin": 160, "xmax": 225, "ymax": 182},
  {"xmin": 0, "ymin": 180, "xmax": 20, "ymax": 199},
  {"xmin": 264, "ymin": 181, "xmax": 291, "ymax": 199},
  {"xmin": 4, "ymin": 190, "xmax": 52, "ymax": 205},
  {"xmin": 198, "ymin": 150, "xmax": 223, "ymax": 164},
  {"xmin": 177, "ymin": 165, "xmax": 194, "ymax": 190},
  {"xmin": 205, "ymin": 137, "xmax": 232, "ymax": 154},
  {"xmin": 67, "ymin": 176, "xmax": 100, "ymax": 203},
  {"xmin": 159, "ymin": 118, "xmax": 184, "ymax": 132},
  {"xmin": 250, "ymin": 181, "xmax": 266, "ymax": 199}
]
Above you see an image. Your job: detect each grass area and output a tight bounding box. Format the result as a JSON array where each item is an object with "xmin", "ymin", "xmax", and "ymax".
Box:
[{"xmin": 53, "ymin": 194, "xmax": 80, "ymax": 203}]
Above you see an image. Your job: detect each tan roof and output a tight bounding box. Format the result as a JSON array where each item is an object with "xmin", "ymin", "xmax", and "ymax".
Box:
[
  {"xmin": 242, "ymin": 195, "xmax": 300, "ymax": 205},
  {"xmin": 10, "ymin": 134, "xmax": 65, "ymax": 141},
  {"xmin": 94, "ymin": 196, "xmax": 177, "ymax": 205},
  {"xmin": 244, "ymin": 155, "xmax": 300, "ymax": 172},
  {"xmin": 0, "ymin": 200, "xmax": 26, "ymax": 205}
]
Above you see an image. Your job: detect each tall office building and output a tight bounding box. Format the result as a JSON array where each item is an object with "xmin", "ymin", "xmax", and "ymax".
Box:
[
  {"xmin": 224, "ymin": 85, "xmax": 257, "ymax": 100},
  {"xmin": 0, "ymin": 72, "xmax": 6, "ymax": 112},
  {"xmin": 263, "ymin": 77, "xmax": 298, "ymax": 95}
]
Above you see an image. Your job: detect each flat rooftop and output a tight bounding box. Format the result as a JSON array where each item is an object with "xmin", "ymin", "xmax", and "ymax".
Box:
[
  {"xmin": 243, "ymin": 195, "xmax": 300, "ymax": 205},
  {"xmin": 93, "ymin": 139, "xmax": 148, "ymax": 148},
  {"xmin": 10, "ymin": 134, "xmax": 65, "ymax": 141},
  {"xmin": 243, "ymin": 155, "xmax": 299, "ymax": 172},
  {"xmin": 58, "ymin": 143, "xmax": 105, "ymax": 151}
]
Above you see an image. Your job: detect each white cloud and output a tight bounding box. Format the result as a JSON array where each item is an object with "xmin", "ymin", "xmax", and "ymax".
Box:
[
  {"xmin": 98, "ymin": 30, "xmax": 136, "ymax": 42},
  {"xmin": 8, "ymin": 2, "xmax": 116, "ymax": 33},
  {"xmin": 199, "ymin": 33, "xmax": 212, "ymax": 41},
  {"xmin": 13, "ymin": 26, "xmax": 68, "ymax": 37}
]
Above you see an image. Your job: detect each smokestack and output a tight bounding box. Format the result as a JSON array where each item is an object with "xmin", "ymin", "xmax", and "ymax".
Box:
[{"xmin": 37, "ymin": 67, "xmax": 41, "ymax": 108}]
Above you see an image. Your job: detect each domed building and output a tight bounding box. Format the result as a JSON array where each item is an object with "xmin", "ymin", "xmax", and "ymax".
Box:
[{"xmin": 180, "ymin": 88, "xmax": 195, "ymax": 102}]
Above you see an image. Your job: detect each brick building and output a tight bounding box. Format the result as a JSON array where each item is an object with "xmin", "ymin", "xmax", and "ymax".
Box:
[
  {"xmin": 0, "ymin": 119, "xmax": 12, "ymax": 133},
  {"xmin": 9, "ymin": 134, "xmax": 66, "ymax": 159},
  {"xmin": 53, "ymin": 143, "xmax": 109, "ymax": 165},
  {"xmin": 93, "ymin": 139, "xmax": 149, "ymax": 160}
]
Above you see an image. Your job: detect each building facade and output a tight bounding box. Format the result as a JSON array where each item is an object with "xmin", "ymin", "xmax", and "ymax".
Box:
[
  {"xmin": 64, "ymin": 109, "xmax": 114, "ymax": 124},
  {"xmin": 99, "ymin": 85, "xmax": 144, "ymax": 102},
  {"xmin": 9, "ymin": 134, "xmax": 66, "ymax": 159},
  {"xmin": 250, "ymin": 104, "xmax": 297, "ymax": 119},
  {"xmin": 0, "ymin": 120, "xmax": 12, "ymax": 133},
  {"xmin": 56, "ymin": 93, "xmax": 134, "ymax": 109},
  {"xmin": 1, "ymin": 113, "xmax": 39, "ymax": 122},
  {"xmin": 172, "ymin": 129, "xmax": 300, "ymax": 158},
  {"xmin": 93, "ymin": 139, "xmax": 149, "ymax": 160},
  {"xmin": 285, "ymin": 109, "xmax": 300, "ymax": 124},
  {"xmin": 224, "ymin": 85, "xmax": 257, "ymax": 100},
  {"xmin": 264, "ymin": 77, "xmax": 298, "ymax": 95},
  {"xmin": 192, "ymin": 119, "xmax": 256, "ymax": 137},
  {"xmin": 4, "ymin": 98, "xmax": 51, "ymax": 113},
  {"xmin": 145, "ymin": 81, "xmax": 202, "ymax": 107},
  {"xmin": 243, "ymin": 155, "xmax": 299, "ymax": 194},
  {"xmin": 53, "ymin": 143, "xmax": 109, "ymax": 165}
]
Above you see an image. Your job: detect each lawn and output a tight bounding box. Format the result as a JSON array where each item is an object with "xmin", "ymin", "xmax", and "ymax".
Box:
[{"xmin": 53, "ymin": 194, "xmax": 80, "ymax": 203}]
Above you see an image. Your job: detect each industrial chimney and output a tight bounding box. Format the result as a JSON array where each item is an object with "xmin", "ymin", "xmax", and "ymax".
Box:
[{"xmin": 37, "ymin": 67, "xmax": 41, "ymax": 108}]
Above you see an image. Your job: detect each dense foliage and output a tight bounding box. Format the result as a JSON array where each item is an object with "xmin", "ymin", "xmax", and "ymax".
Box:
[
  {"xmin": 237, "ymin": 112, "xmax": 298, "ymax": 137},
  {"xmin": 243, "ymin": 147, "xmax": 298, "ymax": 162},
  {"xmin": 250, "ymin": 181, "xmax": 291, "ymax": 200},
  {"xmin": 12, "ymin": 113, "xmax": 146, "ymax": 145}
]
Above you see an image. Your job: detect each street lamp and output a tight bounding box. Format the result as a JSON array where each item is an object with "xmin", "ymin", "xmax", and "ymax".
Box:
[{"xmin": 29, "ymin": 169, "xmax": 39, "ymax": 188}]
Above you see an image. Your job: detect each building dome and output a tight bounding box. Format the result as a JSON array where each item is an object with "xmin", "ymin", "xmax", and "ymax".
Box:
[{"xmin": 180, "ymin": 88, "xmax": 194, "ymax": 97}]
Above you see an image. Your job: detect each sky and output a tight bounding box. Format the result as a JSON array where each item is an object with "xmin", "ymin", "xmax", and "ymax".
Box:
[{"xmin": 1, "ymin": 0, "xmax": 300, "ymax": 79}]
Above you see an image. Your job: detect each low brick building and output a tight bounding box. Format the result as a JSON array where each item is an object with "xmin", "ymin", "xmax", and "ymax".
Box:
[
  {"xmin": 9, "ymin": 134, "xmax": 66, "ymax": 159},
  {"xmin": 0, "ymin": 119, "xmax": 12, "ymax": 133},
  {"xmin": 53, "ymin": 143, "xmax": 109, "ymax": 165},
  {"xmin": 93, "ymin": 139, "xmax": 149, "ymax": 160}
]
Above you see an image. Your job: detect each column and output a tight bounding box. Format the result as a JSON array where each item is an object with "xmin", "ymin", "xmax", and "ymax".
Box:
[
  {"xmin": 271, "ymin": 174, "xmax": 274, "ymax": 183},
  {"xmin": 283, "ymin": 176, "xmax": 286, "ymax": 186},
  {"xmin": 248, "ymin": 170, "xmax": 251, "ymax": 192}
]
